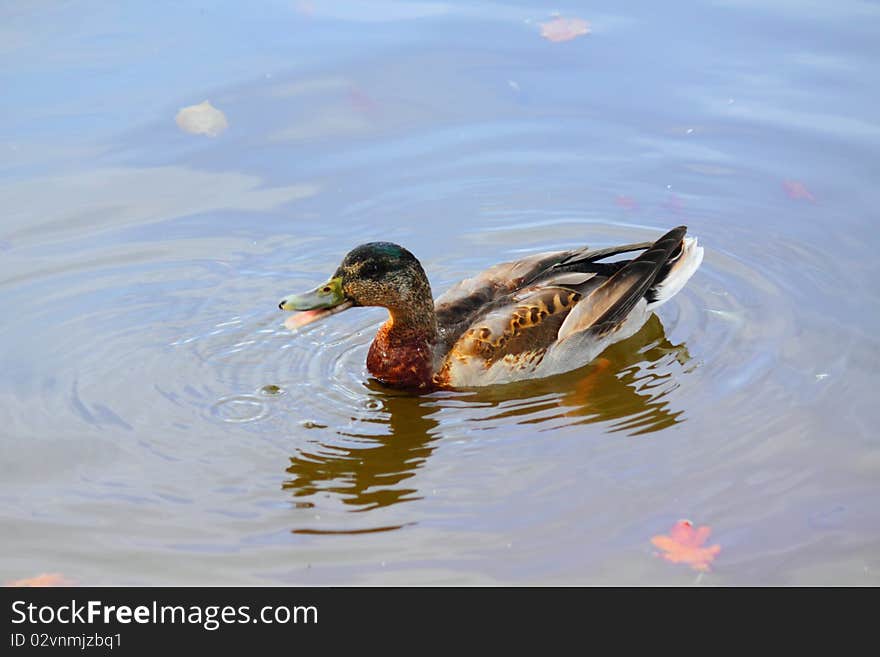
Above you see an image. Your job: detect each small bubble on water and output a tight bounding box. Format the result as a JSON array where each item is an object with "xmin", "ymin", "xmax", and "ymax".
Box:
[{"xmin": 363, "ymin": 399, "xmax": 383, "ymax": 411}]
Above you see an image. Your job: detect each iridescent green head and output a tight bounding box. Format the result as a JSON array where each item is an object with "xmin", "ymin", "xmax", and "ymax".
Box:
[{"xmin": 279, "ymin": 242, "xmax": 433, "ymax": 329}]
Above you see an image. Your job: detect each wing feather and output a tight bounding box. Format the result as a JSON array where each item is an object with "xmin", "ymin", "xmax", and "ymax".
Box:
[{"xmin": 557, "ymin": 226, "xmax": 687, "ymax": 341}]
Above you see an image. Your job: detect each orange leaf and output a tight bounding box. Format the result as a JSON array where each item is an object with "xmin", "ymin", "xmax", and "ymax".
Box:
[
  {"xmin": 782, "ymin": 180, "xmax": 816, "ymax": 202},
  {"xmin": 651, "ymin": 520, "xmax": 721, "ymax": 572},
  {"xmin": 294, "ymin": 1, "xmax": 315, "ymax": 16},
  {"xmin": 6, "ymin": 573, "xmax": 73, "ymax": 587},
  {"xmin": 615, "ymin": 195, "xmax": 638, "ymax": 210},
  {"xmin": 540, "ymin": 17, "xmax": 591, "ymax": 43},
  {"xmin": 348, "ymin": 87, "xmax": 377, "ymax": 115},
  {"xmin": 663, "ymin": 194, "xmax": 685, "ymax": 214}
]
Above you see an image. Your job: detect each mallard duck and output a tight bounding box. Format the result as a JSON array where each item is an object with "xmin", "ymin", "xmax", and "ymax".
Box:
[{"xmin": 279, "ymin": 225, "xmax": 703, "ymax": 390}]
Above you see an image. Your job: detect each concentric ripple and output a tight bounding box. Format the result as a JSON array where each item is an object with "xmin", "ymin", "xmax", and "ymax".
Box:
[
  {"xmin": 3, "ymin": 0, "xmax": 879, "ymax": 586},
  {"xmin": 150, "ymin": 215, "xmax": 834, "ymax": 533},
  {"xmin": 3, "ymin": 206, "xmax": 838, "ymax": 538}
]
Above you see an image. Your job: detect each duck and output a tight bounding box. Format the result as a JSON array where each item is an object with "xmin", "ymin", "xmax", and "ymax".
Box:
[{"xmin": 278, "ymin": 225, "xmax": 703, "ymax": 390}]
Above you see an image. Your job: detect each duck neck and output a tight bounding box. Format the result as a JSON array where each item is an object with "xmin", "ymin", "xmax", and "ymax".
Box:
[{"xmin": 366, "ymin": 294, "xmax": 438, "ymax": 390}]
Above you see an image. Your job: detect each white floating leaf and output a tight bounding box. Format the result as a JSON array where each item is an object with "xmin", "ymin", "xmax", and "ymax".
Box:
[
  {"xmin": 539, "ymin": 17, "xmax": 591, "ymax": 43},
  {"xmin": 175, "ymin": 100, "xmax": 228, "ymax": 137}
]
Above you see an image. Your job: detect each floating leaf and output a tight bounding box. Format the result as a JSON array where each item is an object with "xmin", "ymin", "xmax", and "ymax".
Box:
[
  {"xmin": 539, "ymin": 17, "xmax": 591, "ymax": 43},
  {"xmin": 615, "ymin": 195, "xmax": 638, "ymax": 210},
  {"xmin": 6, "ymin": 573, "xmax": 73, "ymax": 587},
  {"xmin": 348, "ymin": 87, "xmax": 377, "ymax": 115},
  {"xmin": 175, "ymin": 100, "xmax": 229, "ymax": 137},
  {"xmin": 663, "ymin": 193, "xmax": 685, "ymax": 214},
  {"xmin": 294, "ymin": 0, "xmax": 315, "ymax": 16},
  {"xmin": 651, "ymin": 520, "xmax": 721, "ymax": 572},
  {"xmin": 782, "ymin": 180, "xmax": 816, "ymax": 203}
]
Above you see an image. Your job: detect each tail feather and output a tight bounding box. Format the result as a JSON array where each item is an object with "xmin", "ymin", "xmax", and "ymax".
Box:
[
  {"xmin": 557, "ymin": 226, "xmax": 689, "ymax": 341},
  {"xmin": 646, "ymin": 236, "xmax": 704, "ymax": 309}
]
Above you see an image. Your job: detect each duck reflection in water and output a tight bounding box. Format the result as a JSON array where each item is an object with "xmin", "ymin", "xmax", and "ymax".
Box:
[
  {"xmin": 284, "ymin": 388, "xmax": 441, "ymax": 533},
  {"xmin": 458, "ymin": 314, "xmax": 690, "ymax": 435},
  {"xmin": 283, "ymin": 314, "xmax": 689, "ymax": 531}
]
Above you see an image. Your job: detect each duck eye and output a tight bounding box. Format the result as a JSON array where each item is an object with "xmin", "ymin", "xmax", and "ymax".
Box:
[{"xmin": 360, "ymin": 262, "xmax": 383, "ymax": 279}]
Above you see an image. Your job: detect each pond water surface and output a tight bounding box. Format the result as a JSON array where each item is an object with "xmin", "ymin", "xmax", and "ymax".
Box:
[{"xmin": 2, "ymin": 1, "xmax": 879, "ymax": 585}]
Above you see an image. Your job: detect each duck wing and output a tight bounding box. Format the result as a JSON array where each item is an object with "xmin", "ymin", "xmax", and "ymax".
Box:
[
  {"xmin": 556, "ymin": 225, "xmax": 687, "ymax": 340},
  {"xmin": 433, "ymin": 227, "xmax": 694, "ymax": 387},
  {"xmin": 435, "ymin": 271, "xmax": 601, "ymax": 383},
  {"xmin": 433, "ymin": 241, "xmax": 652, "ymax": 351}
]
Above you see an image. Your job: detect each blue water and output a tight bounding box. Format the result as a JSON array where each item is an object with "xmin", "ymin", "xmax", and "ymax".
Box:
[{"xmin": 1, "ymin": 1, "xmax": 878, "ymax": 585}]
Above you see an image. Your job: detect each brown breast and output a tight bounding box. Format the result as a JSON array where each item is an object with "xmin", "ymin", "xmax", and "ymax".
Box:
[{"xmin": 366, "ymin": 322, "xmax": 436, "ymax": 390}]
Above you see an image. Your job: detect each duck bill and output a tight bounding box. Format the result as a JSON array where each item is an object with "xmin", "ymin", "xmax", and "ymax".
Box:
[{"xmin": 278, "ymin": 277, "xmax": 353, "ymax": 330}]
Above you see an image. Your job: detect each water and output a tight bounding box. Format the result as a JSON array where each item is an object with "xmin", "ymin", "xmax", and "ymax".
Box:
[{"xmin": 2, "ymin": 1, "xmax": 879, "ymax": 585}]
